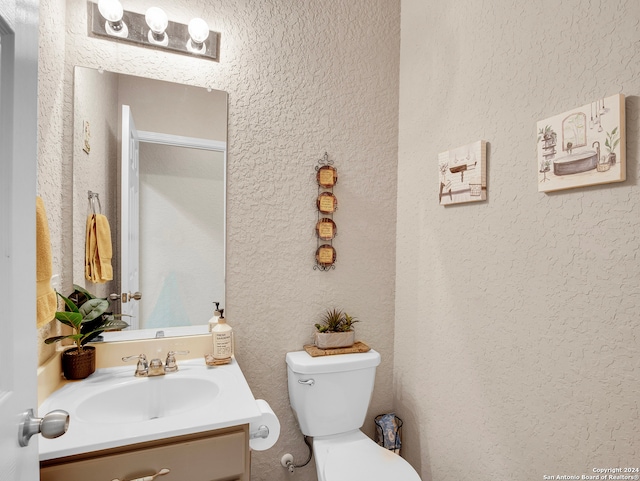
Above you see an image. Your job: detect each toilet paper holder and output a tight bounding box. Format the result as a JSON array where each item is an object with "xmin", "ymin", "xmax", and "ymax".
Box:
[
  {"xmin": 249, "ymin": 399, "xmax": 280, "ymax": 451},
  {"xmin": 250, "ymin": 425, "xmax": 270, "ymax": 440}
]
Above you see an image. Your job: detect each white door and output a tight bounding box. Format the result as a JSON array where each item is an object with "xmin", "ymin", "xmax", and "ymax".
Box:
[
  {"xmin": 121, "ymin": 105, "xmax": 141, "ymax": 328},
  {"xmin": 0, "ymin": 0, "xmax": 41, "ymax": 479}
]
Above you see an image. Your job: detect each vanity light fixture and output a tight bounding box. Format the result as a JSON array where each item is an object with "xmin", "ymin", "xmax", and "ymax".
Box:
[{"xmin": 88, "ymin": 1, "xmax": 220, "ymax": 61}]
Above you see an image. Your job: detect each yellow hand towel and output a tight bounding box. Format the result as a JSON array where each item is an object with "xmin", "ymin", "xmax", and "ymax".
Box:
[
  {"xmin": 36, "ymin": 197, "xmax": 57, "ymax": 327},
  {"xmin": 85, "ymin": 214, "xmax": 97, "ymax": 282},
  {"xmin": 94, "ymin": 214, "xmax": 113, "ymax": 282}
]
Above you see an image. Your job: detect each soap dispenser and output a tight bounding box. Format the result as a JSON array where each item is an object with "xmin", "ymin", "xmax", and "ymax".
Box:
[
  {"xmin": 212, "ymin": 308, "xmax": 233, "ymax": 361},
  {"xmin": 208, "ymin": 302, "xmax": 221, "ymax": 332}
]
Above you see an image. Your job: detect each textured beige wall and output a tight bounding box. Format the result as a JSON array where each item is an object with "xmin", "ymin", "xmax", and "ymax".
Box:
[
  {"xmin": 37, "ymin": 0, "xmax": 68, "ymax": 364},
  {"xmin": 396, "ymin": 1, "xmax": 640, "ymax": 480},
  {"xmin": 72, "ymin": 68, "xmax": 118, "ymax": 301},
  {"xmin": 38, "ymin": 1, "xmax": 400, "ymax": 480}
]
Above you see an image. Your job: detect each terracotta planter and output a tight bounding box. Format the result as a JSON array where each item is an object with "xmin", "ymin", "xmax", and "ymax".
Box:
[
  {"xmin": 314, "ymin": 330, "xmax": 355, "ymax": 349},
  {"xmin": 61, "ymin": 346, "xmax": 96, "ymax": 380}
]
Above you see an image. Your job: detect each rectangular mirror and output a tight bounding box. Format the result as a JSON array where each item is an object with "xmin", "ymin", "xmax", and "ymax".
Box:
[{"xmin": 72, "ymin": 66, "xmax": 227, "ymax": 340}]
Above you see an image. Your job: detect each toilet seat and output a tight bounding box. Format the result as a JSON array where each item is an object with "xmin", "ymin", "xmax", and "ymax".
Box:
[{"xmin": 314, "ymin": 430, "xmax": 421, "ymax": 481}]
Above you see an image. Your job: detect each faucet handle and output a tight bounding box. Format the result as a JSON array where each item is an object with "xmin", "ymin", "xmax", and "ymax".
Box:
[
  {"xmin": 122, "ymin": 354, "xmax": 149, "ymax": 377},
  {"xmin": 164, "ymin": 350, "xmax": 190, "ymax": 373}
]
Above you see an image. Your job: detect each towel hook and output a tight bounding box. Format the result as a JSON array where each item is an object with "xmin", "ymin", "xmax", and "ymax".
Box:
[{"xmin": 88, "ymin": 190, "xmax": 102, "ymax": 215}]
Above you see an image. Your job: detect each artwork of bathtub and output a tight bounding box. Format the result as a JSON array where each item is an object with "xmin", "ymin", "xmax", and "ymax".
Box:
[
  {"xmin": 553, "ymin": 149, "xmax": 598, "ymax": 176},
  {"xmin": 537, "ymin": 94, "xmax": 626, "ymax": 192}
]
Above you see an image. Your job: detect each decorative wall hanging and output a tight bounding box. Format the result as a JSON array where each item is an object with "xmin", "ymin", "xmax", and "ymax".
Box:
[
  {"xmin": 317, "ymin": 192, "xmax": 338, "ymax": 213},
  {"xmin": 314, "ymin": 153, "xmax": 337, "ymax": 270},
  {"xmin": 537, "ymin": 94, "xmax": 625, "ymax": 192},
  {"xmin": 316, "ymin": 218, "xmax": 336, "ymax": 240},
  {"xmin": 438, "ymin": 140, "xmax": 487, "ymax": 206}
]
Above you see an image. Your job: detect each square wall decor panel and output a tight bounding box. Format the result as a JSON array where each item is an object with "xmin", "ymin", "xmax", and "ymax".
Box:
[
  {"xmin": 537, "ymin": 94, "xmax": 625, "ymax": 193},
  {"xmin": 438, "ymin": 140, "xmax": 487, "ymax": 206}
]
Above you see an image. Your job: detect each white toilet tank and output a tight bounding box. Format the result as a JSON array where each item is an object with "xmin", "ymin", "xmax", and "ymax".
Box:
[{"xmin": 286, "ymin": 349, "xmax": 381, "ymax": 437}]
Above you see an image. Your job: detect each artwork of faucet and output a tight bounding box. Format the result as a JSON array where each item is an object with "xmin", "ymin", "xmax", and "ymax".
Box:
[
  {"xmin": 592, "ymin": 140, "xmax": 600, "ymax": 162},
  {"xmin": 590, "ymin": 99, "xmax": 607, "ymax": 132}
]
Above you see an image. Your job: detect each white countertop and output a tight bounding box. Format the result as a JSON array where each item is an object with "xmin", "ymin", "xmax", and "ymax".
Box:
[{"xmin": 39, "ymin": 358, "xmax": 262, "ymax": 461}]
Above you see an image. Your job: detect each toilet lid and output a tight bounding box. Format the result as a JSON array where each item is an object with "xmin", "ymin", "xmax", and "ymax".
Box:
[{"xmin": 322, "ymin": 436, "xmax": 421, "ymax": 481}]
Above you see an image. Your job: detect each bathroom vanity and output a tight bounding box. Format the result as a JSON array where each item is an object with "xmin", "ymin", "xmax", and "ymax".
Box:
[
  {"xmin": 38, "ymin": 354, "xmax": 262, "ymax": 481},
  {"xmin": 40, "ymin": 425, "xmax": 250, "ymax": 481}
]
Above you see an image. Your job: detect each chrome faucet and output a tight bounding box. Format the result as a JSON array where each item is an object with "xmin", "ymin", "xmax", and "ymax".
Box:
[
  {"xmin": 122, "ymin": 354, "xmax": 149, "ymax": 377},
  {"xmin": 148, "ymin": 358, "xmax": 165, "ymax": 376},
  {"xmin": 164, "ymin": 350, "xmax": 190, "ymax": 373},
  {"xmin": 122, "ymin": 350, "xmax": 190, "ymax": 376}
]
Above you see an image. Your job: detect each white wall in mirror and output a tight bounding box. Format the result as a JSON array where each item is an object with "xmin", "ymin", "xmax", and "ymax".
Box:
[
  {"xmin": 139, "ymin": 144, "xmax": 224, "ymax": 330},
  {"xmin": 72, "ymin": 66, "xmax": 227, "ymax": 336}
]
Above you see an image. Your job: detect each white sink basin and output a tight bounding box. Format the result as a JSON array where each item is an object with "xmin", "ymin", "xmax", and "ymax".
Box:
[
  {"xmin": 39, "ymin": 358, "xmax": 262, "ymax": 461},
  {"xmin": 75, "ymin": 376, "xmax": 220, "ymax": 424}
]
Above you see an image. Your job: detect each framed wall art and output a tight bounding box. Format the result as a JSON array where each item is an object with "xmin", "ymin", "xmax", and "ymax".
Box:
[
  {"xmin": 537, "ymin": 94, "xmax": 625, "ymax": 192},
  {"xmin": 438, "ymin": 140, "xmax": 487, "ymax": 206}
]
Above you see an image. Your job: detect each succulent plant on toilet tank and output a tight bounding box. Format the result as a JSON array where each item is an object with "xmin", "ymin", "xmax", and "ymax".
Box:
[{"xmin": 314, "ymin": 308, "xmax": 359, "ymax": 349}]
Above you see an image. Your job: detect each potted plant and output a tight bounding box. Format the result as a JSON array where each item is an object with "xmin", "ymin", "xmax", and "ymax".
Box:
[
  {"xmin": 314, "ymin": 308, "xmax": 359, "ymax": 349},
  {"xmin": 45, "ymin": 285, "xmax": 129, "ymax": 380},
  {"xmin": 605, "ymin": 127, "xmax": 620, "ymax": 165}
]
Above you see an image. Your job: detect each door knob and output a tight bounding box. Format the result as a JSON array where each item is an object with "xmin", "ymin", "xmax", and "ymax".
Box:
[
  {"xmin": 115, "ymin": 291, "xmax": 143, "ymax": 303},
  {"xmin": 129, "ymin": 291, "xmax": 142, "ymax": 301},
  {"xmin": 19, "ymin": 408, "xmax": 69, "ymax": 447}
]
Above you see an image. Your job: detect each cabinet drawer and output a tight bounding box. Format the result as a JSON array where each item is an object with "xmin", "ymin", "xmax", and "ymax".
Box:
[{"xmin": 41, "ymin": 429, "xmax": 247, "ymax": 481}]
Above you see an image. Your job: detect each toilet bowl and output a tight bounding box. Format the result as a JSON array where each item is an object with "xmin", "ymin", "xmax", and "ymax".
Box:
[
  {"xmin": 314, "ymin": 430, "xmax": 421, "ymax": 481},
  {"xmin": 286, "ymin": 349, "xmax": 421, "ymax": 481}
]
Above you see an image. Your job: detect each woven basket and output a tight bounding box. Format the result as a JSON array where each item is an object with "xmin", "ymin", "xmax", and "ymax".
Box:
[{"xmin": 61, "ymin": 346, "xmax": 96, "ymax": 380}]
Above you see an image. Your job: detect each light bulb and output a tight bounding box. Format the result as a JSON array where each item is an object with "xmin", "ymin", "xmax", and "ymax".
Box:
[
  {"xmin": 98, "ymin": 0, "xmax": 127, "ymax": 37},
  {"xmin": 188, "ymin": 18, "xmax": 209, "ymax": 43},
  {"xmin": 145, "ymin": 7, "xmax": 168, "ymax": 46},
  {"xmin": 98, "ymin": 0, "xmax": 123, "ymax": 22},
  {"xmin": 145, "ymin": 7, "xmax": 168, "ymax": 34},
  {"xmin": 187, "ymin": 18, "xmax": 209, "ymax": 53}
]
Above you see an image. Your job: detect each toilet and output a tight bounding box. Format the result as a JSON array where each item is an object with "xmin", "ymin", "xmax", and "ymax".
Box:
[{"xmin": 286, "ymin": 349, "xmax": 421, "ymax": 481}]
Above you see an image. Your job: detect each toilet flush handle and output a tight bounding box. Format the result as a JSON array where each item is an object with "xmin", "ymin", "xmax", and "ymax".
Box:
[{"xmin": 298, "ymin": 379, "xmax": 315, "ymax": 386}]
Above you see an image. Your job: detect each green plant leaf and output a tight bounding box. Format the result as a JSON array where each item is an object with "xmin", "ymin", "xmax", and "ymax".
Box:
[
  {"xmin": 79, "ymin": 298, "xmax": 110, "ymax": 322},
  {"xmin": 55, "ymin": 311, "xmax": 83, "ymax": 329},
  {"xmin": 100, "ymin": 318, "xmax": 129, "ymax": 331},
  {"xmin": 44, "ymin": 335, "xmax": 71, "ymax": 344},
  {"xmin": 73, "ymin": 284, "xmax": 96, "ymax": 300},
  {"xmin": 57, "ymin": 291, "xmax": 79, "ymax": 313}
]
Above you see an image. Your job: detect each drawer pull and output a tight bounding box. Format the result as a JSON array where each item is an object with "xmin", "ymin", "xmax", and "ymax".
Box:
[{"xmin": 112, "ymin": 468, "xmax": 170, "ymax": 481}]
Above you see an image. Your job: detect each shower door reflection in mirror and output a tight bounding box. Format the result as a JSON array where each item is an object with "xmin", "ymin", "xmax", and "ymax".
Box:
[{"xmin": 73, "ymin": 66, "xmax": 227, "ymax": 337}]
